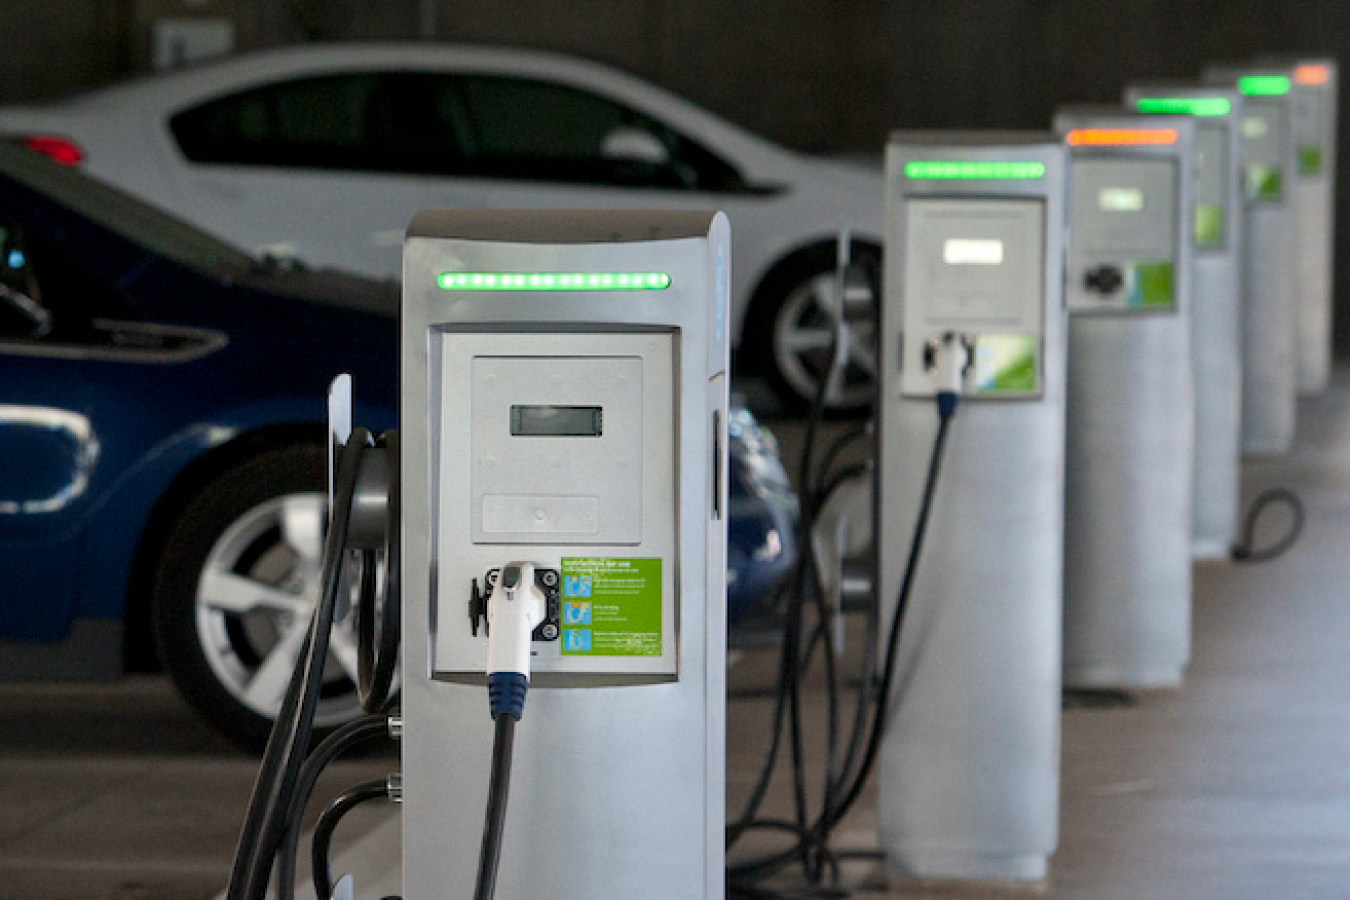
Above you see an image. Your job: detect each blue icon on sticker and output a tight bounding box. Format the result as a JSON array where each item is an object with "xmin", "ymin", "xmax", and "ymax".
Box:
[
  {"xmin": 563, "ymin": 602, "xmax": 592, "ymax": 625},
  {"xmin": 563, "ymin": 575, "xmax": 592, "ymax": 598},
  {"xmin": 564, "ymin": 629, "xmax": 592, "ymax": 652}
]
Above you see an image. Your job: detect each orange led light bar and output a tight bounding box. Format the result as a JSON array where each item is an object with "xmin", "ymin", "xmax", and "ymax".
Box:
[
  {"xmin": 1295, "ymin": 64, "xmax": 1331, "ymax": 86},
  {"xmin": 1066, "ymin": 128, "xmax": 1180, "ymax": 147}
]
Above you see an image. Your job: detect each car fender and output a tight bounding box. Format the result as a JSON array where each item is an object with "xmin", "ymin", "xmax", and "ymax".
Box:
[{"xmin": 77, "ymin": 397, "xmax": 395, "ymax": 624}]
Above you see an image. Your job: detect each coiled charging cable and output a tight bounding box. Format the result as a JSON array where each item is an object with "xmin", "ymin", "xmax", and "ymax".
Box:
[{"xmin": 1231, "ymin": 487, "xmax": 1306, "ymax": 563}]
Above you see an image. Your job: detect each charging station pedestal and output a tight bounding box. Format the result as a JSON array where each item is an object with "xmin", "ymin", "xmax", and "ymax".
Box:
[
  {"xmin": 1126, "ymin": 84, "xmax": 1245, "ymax": 559},
  {"xmin": 877, "ymin": 135, "xmax": 1067, "ymax": 883},
  {"xmin": 399, "ymin": 211, "xmax": 728, "ymax": 900},
  {"xmin": 1261, "ymin": 57, "xmax": 1339, "ymax": 395},
  {"xmin": 1056, "ymin": 110, "xmax": 1196, "ymax": 689},
  {"xmin": 1205, "ymin": 64, "xmax": 1299, "ymax": 455}
]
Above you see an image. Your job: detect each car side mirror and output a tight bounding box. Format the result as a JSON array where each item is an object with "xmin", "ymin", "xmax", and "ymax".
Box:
[
  {"xmin": 0, "ymin": 282, "xmax": 52, "ymax": 339},
  {"xmin": 600, "ymin": 127, "xmax": 671, "ymax": 168}
]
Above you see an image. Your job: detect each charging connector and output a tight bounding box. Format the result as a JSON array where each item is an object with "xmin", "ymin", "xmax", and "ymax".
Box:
[
  {"xmin": 924, "ymin": 332, "xmax": 971, "ymax": 395},
  {"xmin": 924, "ymin": 331, "xmax": 970, "ymax": 419},
  {"xmin": 485, "ymin": 562, "xmax": 547, "ymax": 720}
]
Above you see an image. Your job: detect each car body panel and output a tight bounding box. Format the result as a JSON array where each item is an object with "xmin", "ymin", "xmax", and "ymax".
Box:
[
  {"xmin": 0, "ymin": 142, "xmax": 793, "ymax": 675},
  {"xmin": 0, "ymin": 43, "xmax": 883, "ymax": 346}
]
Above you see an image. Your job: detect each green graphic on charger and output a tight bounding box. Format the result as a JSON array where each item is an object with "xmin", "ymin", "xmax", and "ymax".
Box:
[
  {"xmin": 559, "ymin": 557, "xmax": 662, "ymax": 656},
  {"xmin": 973, "ymin": 334, "xmax": 1038, "ymax": 394},
  {"xmin": 1246, "ymin": 164, "xmax": 1283, "ymax": 202},
  {"xmin": 1299, "ymin": 145, "xmax": 1323, "ymax": 177},
  {"xmin": 1194, "ymin": 203, "xmax": 1225, "ymax": 248},
  {"xmin": 1131, "ymin": 262, "xmax": 1174, "ymax": 309}
]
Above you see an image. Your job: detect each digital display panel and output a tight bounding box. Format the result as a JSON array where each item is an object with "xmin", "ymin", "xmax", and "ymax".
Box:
[
  {"xmin": 510, "ymin": 405, "xmax": 603, "ymax": 437},
  {"xmin": 943, "ymin": 238, "xmax": 1005, "ymax": 265},
  {"xmin": 1099, "ymin": 188, "xmax": 1145, "ymax": 212}
]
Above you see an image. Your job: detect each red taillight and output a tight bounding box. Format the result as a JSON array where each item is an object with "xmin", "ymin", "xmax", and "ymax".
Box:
[{"xmin": 21, "ymin": 135, "xmax": 84, "ymax": 166}]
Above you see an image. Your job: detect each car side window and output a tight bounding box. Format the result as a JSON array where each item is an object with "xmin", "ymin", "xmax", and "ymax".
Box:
[
  {"xmin": 171, "ymin": 75, "xmax": 384, "ymax": 170},
  {"xmin": 0, "ymin": 222, "xmax": 137, "ymax": 344},
  {"xmin": 170, "ymin": 71, "xmax": 748, "ymax": 191},
  {"xmin": 449, "ymin": 75, "xmax": 747, "ymax": 191}
]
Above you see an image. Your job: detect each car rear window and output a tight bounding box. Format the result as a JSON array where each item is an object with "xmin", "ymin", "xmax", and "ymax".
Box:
[
  {"xmin": 172, "ymin": 74, "xmax": 384, "ymax": 170},
  {"xmin": 0, "ymin": 141, "xmax": 254, "ymax": 274}
]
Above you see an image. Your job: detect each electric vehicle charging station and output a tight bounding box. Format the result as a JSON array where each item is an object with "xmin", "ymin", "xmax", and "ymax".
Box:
[
  {"xmin": 1204, "ymin": 64, "xmax": 1300, "ymax": 455},
  {"xmin": 399, "ymin": 210, "xmax": 729, "ymax": 900},
  {"xmin": 1055, "ymin": 109, "xmax": 1196, "ymax": 690},
  {"xmin": 1259, "ymin": 57, "xmax": 1339, "ymax": 395},
  {"xmin": 878, "ymin": 134, "xmax": 1067, "ymax": 882},
  {"xmin": 1125, "ymin": 83, "xmax": 1245, "ymax": 559}
]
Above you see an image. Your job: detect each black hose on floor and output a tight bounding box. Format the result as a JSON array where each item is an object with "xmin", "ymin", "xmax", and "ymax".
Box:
[{"xmin": 1231, "ymin": 488, "xmax": 1305, "ymax": 563}]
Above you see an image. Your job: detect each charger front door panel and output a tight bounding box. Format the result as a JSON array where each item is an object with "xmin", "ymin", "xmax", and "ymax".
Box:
[
  {"xmin": 901, "ymin": 198, "xmax": 1045, "ymax": 398},
  {"xmin": 1242, "ymin": 99, "xmax": 1289, "ymax": 202},
  {"xmin": 433, "ymin": 330, "xmax": 677, "ymax": 680},
  {"xmin": 1069, "ymin": 158, "xmax": 1179, "ymax": 312}
]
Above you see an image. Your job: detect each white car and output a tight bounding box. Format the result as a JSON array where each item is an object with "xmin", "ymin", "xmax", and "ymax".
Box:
[{"xmin": 0, "ymin": 43, "xmax": 883, "ymax": 409}]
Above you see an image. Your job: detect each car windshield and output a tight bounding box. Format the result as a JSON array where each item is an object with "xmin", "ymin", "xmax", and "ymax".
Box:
[{"xmin": 0, "ymin": 141, "xmax": 257, "ymax": 274}]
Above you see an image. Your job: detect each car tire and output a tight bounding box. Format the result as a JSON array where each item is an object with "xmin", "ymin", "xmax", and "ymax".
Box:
[
  {"xmin": 752, "ymin": 244, "xmax": 880, "ymax": 415},
  {"xmin": 151, "ymin": 443, "xmax": 365, "ymax": 751}
]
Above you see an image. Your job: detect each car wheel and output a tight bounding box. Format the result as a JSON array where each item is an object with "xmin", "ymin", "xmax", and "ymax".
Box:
[
  {"xmin": 757, "ymin": 245, "xmax": 880, "ymax": 415},
  {"xmin": 151, "ymin": 444, "xmax": 367, "ymax": 751}
]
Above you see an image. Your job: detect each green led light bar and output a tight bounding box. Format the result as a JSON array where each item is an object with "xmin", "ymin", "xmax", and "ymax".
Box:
[
  {"xmin": 1135, "ymin": 97, "xmax": 1233, "ymax": 117},
  {"xmin": 1237, "ymin": 75, "xmax": 1292, "ymax": 97},
  {"xmin": 437, "ymin": 271, "xmax": 672, "ymax": 291},
  {"xmin": 904, "ymin": 160, "xmax": 1046, "ymax": 180}
]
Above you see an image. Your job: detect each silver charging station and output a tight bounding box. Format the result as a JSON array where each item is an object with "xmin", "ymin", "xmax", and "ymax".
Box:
[
  {"xmin": 1055, "ymin": 109, "xmax": 1196, "ymax": 690},
  {"xmin": 1125, "ymin": 83, "xmax": 1245, "ymax": 559},
  {"xmin": 878, "ymin": 134, "xmax": 1067, "ymax": 882},
  {"xmin": 399, "ymin": 211, "xmax": 728, "ymax": 899},
  {"xmin": 1260, "ymin": 57, "xmax": 1339, "ymax": 395},
  {"xmin": 1205, "ymin": 64, "xmax": 1299, "ymax": 455}
]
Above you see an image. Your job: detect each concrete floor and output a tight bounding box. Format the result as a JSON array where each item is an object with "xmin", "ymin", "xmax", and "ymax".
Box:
[{"xmin": 5, "ymin": 376, "xmax": 1350, "ymax": 898}]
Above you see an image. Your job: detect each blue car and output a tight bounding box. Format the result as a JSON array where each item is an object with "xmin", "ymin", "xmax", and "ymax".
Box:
[{"xmin": 0, "ymin": 143, "xmax": 796, "ymax": 747}]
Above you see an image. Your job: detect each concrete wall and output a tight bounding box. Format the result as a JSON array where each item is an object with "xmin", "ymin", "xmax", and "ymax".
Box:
[{"xmin": 2, "ymin": 0, "xmax": 1348, "ymax": 344}]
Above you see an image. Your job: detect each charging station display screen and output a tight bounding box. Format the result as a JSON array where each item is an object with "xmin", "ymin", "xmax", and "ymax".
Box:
[
  {"xmin": 510, "ymin": 405, "xmax": 603, "ymax": 437},
  {"xmin": 943, "ymin": 239, "xmax": 1004, "ymax": 265},
  {"xmin": 1099, "ymin": 188, "xmax": 1145, "ymax": 212}
]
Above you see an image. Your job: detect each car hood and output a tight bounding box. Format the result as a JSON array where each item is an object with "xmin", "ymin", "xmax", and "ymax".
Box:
[{"xmin": 234, "ymin": 263, "xmax": 400, "ymax": 318}]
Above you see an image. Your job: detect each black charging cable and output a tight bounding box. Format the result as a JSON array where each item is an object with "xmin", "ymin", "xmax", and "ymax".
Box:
[
  {"xmin": 727, "ymin": 392, "xmax": 956, "ymax": 897},
  {"xmin": 229, "ymin": 426, "xmax": 405, "ymax": 900},
  {"xmin": 473, "ymin": 714, "xmax": 518, "ymax": 900},
  {"xmin": 1231, "ymin": 487, "xmax": 1305, "ymax": 563},
  {"xmin": 357, "ymin": 431, "xmax": 401, "ymax": 713},
  {"xmin": 228, "ymin": 430, "xmax": 371, "ymax": 900},
  {"xmin": 824, "ymin": 391, "xmax": 955, "ymax": 827},
  {"xmin": 276, "ymin": 713, "xmax": 394, "ymax": 900},
  {"xmin": 730, "ymin": 253, "xmax": 922, "ymax": 898},
  {"xmin": 311, "ymin": 779, "xmax": 392, "ymax": 900}
]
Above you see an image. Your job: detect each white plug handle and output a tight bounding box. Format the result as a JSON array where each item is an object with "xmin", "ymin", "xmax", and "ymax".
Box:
[
  {"xmin": 486, "ymin": 562, "xmax": 547, "ymax": 679},
  {"xmin": 932, "ymin": 333, "xmax": 970, "ymax": 395}
]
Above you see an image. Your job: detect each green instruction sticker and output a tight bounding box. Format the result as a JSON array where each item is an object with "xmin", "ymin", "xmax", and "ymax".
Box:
[
  {"xmin": 559, "ymin": 558, "xmax": 662, "ymax": 656},
  {"xmin": 1246, "ymin": 164, "xmax": 1283, "ymax": 202},
  {"xmin": 973, "ymin": 334, "xmax": 1038, "ymax": 395},
  {"xmin": 1131, "ymin": 262, "xmax": 1175, "ymax": 309},
  {"xmin": 1299, "ymin": 145, "xmax": 1323, "ymax": 177},
  {"xmin": 1194, "ymin": 203, "xmax": 1225, "ymax": 248}
]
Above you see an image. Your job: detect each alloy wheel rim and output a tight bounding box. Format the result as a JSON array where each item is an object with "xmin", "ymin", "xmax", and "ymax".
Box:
[
  {"xmin": 192, "ymin": 492, "xmax": 366, "ymax": 726},
  {"xmin": 771, "ymin": 270, "xmax": 878, "ymax": 410}
]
